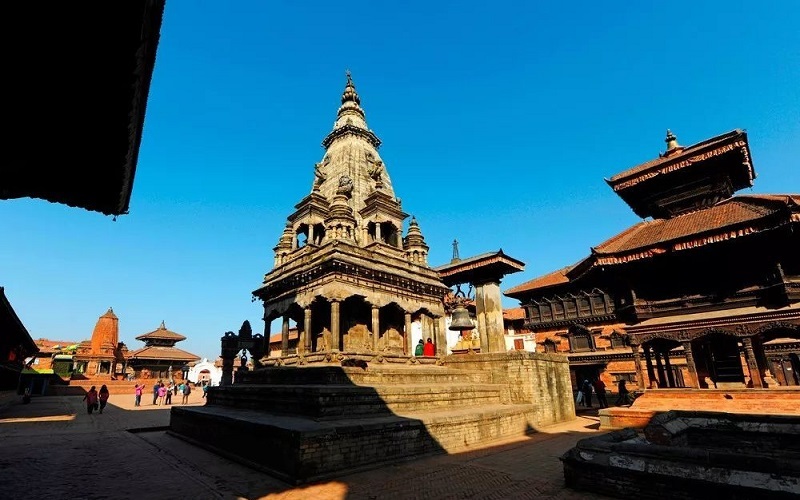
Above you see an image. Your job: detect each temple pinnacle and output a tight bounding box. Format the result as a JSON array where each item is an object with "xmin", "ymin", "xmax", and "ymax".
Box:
[{"xmin": 665, "ymin": 129, "xmax": 680, "ymax": 152}]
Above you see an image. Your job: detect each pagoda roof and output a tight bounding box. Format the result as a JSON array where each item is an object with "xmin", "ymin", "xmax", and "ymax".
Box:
[
  {"xmin": 606, "ymin": 130, "xmax": 756, "ymax": 219},
  {"xmin": 135, "ymin": 321, "xmax": 187, "ymax": 342},
  {"xmin": 126, "ymin": 345, "xmax": 200, "ymax": 362},
  {"xmin": 2, "ymin": 1, "xmax": 164, "ymax": 216},
  {"xmin": 435, "ymin": 250, "xmax": 525, "ymax": 287},
  {"xmin": 505, "ymin": 194, "xmax": 799, "ymax": 297}
]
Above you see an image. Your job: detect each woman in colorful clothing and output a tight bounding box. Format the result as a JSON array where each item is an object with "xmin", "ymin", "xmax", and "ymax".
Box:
[
  {"xmin": 98, "ymin": 385, "xmax": 110, "ymax": 414},
  {"xmin": 157, "ymin": 383, "xmax": 167, "ymax": 405},
  {"xmin": 134, "ymin": 384, "xmax": 143, "ymax": 407},
  {"xmin": 83, "ymin": 386, "xmax": 98, "ymax": 415}
]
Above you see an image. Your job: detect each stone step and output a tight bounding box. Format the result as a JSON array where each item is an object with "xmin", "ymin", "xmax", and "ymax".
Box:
[
  {"xmin": 240, "ymin": 365, "xmax": 493, "ymax": 386},
  {"xmin": 169, "ymin": 402, "xmax": 538, "ymax": 484},
  {"xmin": 207, "ymin": 383, "xmax": 504, "ymax": 418}
]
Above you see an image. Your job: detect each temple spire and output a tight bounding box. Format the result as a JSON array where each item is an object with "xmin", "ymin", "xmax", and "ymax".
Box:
[{"xmin": 664, "ymin": 129, "xmax": 681, "ymax": 154}]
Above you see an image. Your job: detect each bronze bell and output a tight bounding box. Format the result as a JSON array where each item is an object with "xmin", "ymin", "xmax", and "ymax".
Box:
[{"xmin": 449, "ymin": 303, "xmax": 474, "ymax": 331}]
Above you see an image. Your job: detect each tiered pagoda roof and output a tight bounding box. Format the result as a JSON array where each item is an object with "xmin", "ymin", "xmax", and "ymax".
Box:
[{"xmin": 127, "ymin": 321, "xmax": 199, "ymax": 363}]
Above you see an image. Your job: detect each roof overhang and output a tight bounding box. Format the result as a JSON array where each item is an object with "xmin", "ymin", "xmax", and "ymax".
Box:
[
  {"xmin": 1, "ymin": 1, "xmax": 165, "ymax": 216},
  {"xmin": 435, "ymin": 250, "xmax": 525, "ymax": 287}
]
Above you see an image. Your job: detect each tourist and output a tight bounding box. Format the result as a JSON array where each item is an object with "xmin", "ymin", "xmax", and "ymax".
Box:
[
  {"xmin": 165, "ymin": 383, "xmax": 173, "ymax": 405},
  {"xmin": 83, "ymin": 386, "xmax": 98, "ymax": 415},
  {"xmin": 616, "ymin": 379, "xmax": 630, "ymax": 406},
  {"xmin": 581, "ymin": 379, "xmax": 593, "ymax": 407},
  {"xmin": 414, "ymin": 339, "xmax": 424, "ymax": 356},
  {"xmin": 423, "ymin": 338, "xmax": 435, "ymax": 357},
  {"xmin": 134, "ymin": 384, "xmax": 143, "ymax": 407},
  {"xmin": 202, "ymin": 382, "xmax": 209, "ymax": 399},
  {"xmin": 593, "ymin": 378, "xmax": 608, "ymax": 408},
  {"xmin": 152, "ymin": 381, "xmax": 160, "ymax": 405},
  {"xmin": 98, "ymin": 385, "xmax": 110, "ymax": 414},
  {"xmin": 157, "ymin": 383, "xmax": 167, "ymax": 405},
  {"xmin": 181, "ymin": 381, "xmax": 191, "ymax": 404}
]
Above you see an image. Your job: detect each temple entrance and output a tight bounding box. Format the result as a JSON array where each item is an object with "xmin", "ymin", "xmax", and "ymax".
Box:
[
  {"xmin": 696, "ymin": 334, "xmax": 745, "ymax": 386},
  {"xmin": 572, "ymin": 364, "xmax": 603, "ymax": 391},
  {"xmin": 642, "ymin": 339, "xmax": 684, "ymax": 388},
  {"xmin": 342, "ymin": 296, "xmax": 371, "ymax": 351},
  {"xmin": 378, "ymin": 303, "xmax": 405, "ymax": 354}
]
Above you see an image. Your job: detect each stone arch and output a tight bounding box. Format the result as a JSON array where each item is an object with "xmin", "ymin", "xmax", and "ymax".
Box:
[
  {"xmin": 341, "ymin": 295, "xmax": 372, "ymax": 351},
  {"xmin": 754, "ymin": 321, "xmax": 800, "ymax": 342},
  {"xmin": 378, "ymin": 302, "xmax": 405, "ymax": 354},
  {"xmin": 310, "ymin": 296, "xmax": 332, "ymax": 352}
]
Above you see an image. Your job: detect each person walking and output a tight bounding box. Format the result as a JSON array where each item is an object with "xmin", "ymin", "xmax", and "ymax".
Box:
[
  {"xmin": 83, "ymin": 386, "xmax": 98, "ymax": 415},
  {"xmin": 581, "ymin": 379, "xmax": 593, "ymax": 407},
  {"xmin": 165, "ymin": 383, "xmax": 173, "ymax": 405},
  {"xmin": 181, "ymin": 381, "xmax": 191, "ymax": 404},
  {"xmin": 616, "ymin": 379, "xmax": 631, "ymax": 406},
  {"xmin": 152, "ymin": 381, "xmax": 160, "ymax": 405},
  {"xmin": 134, "ymin": 384, "xmax": 143, "ymax": 407},
  {"xmin": 202, "ymin": 382, "xmax": 209, "ymax": 399},
  {"xmin": 423, "ymin": 338, "xmax": 435, "ymax": 357},
  {"xmin": 98, "ymin": 385, "xmax": 110, "ymax": 414},
  {"xmin": 593, "ymin": 378, "xmax": 608, "ymax": 408},
  {"xmin": 414, "ymin": 339, "xmax": 424, "ymax": 356}
]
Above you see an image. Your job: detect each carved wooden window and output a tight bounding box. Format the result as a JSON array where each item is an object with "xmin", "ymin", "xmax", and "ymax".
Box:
[
  {"xmin": 544, "ymin": 340, "xmax": 557, "ymax": 353},
  {"xmin": 553, "ymin": 301, "xmax": 565, "ymax": 321},
  {"xmin": 572, "ymin": 334, "xmax": 591, "ymax": 352},
  {"xmin": 540, "ymin": 302, "xmax": 553, "ymax": 322},
  {"xmin": 578, "ymin": 297, "xmax": 591, "ymax": 317},
  {"xmin": 527, "ymin": 305, "xmax": 540, "ymax": 323},
  {"xmin": 513, "ymin": 339, "xmax": 524, "ymax": 350},
  {"xmin": 564, "ymin": 298, "xmax": 577, "ymax": 318},
  {"xmin": 591, "ymin": 295, "xmax": 605, "ymax": 314},
  {"xmin": 610, "ymin": 334, "xmax": 626, "ymax": 349}
]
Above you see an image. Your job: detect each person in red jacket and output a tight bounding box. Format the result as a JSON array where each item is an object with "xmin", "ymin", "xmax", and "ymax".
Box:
[
  {"xmin": 423, "ymin": 338, "xmax": 435, "ymax": 357},
  {"xmin": 83, "ymin": 386, "xmax": 98, "ymax": 415}
]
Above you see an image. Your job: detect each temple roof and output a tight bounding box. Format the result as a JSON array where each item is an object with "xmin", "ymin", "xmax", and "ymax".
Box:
[
  {"xmin": 135, "ymin": 321, "xmax": 187, "ymax": 342},
  {"xmin": 435, "ymin": 250, "xmax": 525, "ymax": 287},
  {"xmin": 505, "ymin": 194, "xmax": 799, "ymax": 297},
  {"xmin": 606, "ymin": 130, "xmax": 756, "ymax": 219},
  {"xmin": 2, "ymin": 1, "xmax": 164, "ymax": 216},
  {"xmin": 126, "ymin": 345, "xmax": 200, "ymax": 362}
]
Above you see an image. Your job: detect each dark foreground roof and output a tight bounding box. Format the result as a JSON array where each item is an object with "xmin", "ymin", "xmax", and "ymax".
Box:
[{"xmin": 1, "ymin": 1, "xmax": 165, "ymax": 216}]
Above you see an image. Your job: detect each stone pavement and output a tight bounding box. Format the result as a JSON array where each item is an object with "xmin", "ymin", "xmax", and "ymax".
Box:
[{"xmin": 0, "ymin": 391, "xmax": 610, "ymax": 499}]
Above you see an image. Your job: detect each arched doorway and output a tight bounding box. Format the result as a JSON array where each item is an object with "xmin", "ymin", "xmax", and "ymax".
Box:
[{"xmin": 694, "ymin": 332, "xmax": 746, "ymax": 387}]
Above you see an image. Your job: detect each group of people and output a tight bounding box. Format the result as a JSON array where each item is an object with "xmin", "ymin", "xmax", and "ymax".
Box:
[
  {"xmin": 82, "ymin": 385, "xmax": 110, "ymax": 415},
  {"xmin": 414, "ymin": 338, "xmax": 436, "ymax": 357},
  {"xmin": 576, "ymin": 378, "xmax": 632, "ymax": 408},
  {"xmin": 131, "ymin": 381, "xmax": 198, "ymax": 406}
]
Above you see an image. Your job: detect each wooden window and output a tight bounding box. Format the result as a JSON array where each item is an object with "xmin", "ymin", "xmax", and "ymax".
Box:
[
  {"xmin": 578, "ymin": 297, "xmax": 591, "ymax": 316},
  {"xmin": 610, "ymin": 334, "xmax": 625, "ymax": 349},
  {"xmin": 571, "ymin": 333, "xmax": 592, "ymax": 352},
  {"xmin": 553, "ymin": 301, "xmax": 565, "ymax": 320},
  {"xmin": 544, "ymin": 340, "xmax": 557, "ymax": 353},
  {"xmin": 527, "ymin": 305, "xmax": 540, "ymax": 323},
  {"xmin": 565, "ymin": 299, "xmax": 577, "ymax": 318},
  {"xmin": 513, "ymin": 339, "xmax": 524, "ymax": 350}
]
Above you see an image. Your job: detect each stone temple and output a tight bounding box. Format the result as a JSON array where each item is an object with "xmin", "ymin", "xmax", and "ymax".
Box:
[{"xmin": 170, "ymin": 74, "xmax": 574, "ymax": 484}]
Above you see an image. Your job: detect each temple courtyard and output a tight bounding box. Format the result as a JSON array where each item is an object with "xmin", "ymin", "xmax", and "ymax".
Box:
[{"xmin": 0, "ymin": 392, "xmax": 607, "ymax": 499}]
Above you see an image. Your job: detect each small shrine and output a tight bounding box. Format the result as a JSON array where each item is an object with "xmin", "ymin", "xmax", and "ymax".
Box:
[{"xmin": 126, "ymin": 321, "xmax": 200, "ymax": 380}]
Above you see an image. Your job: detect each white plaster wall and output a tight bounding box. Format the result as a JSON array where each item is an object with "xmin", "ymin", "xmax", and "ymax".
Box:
[{"xmin": 187, "ymin": 359, "xmax": 222, "ymax": 386}]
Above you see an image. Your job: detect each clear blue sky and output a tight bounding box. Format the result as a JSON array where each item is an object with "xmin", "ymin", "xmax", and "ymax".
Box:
[{"xmin": 1, "ymin": 1, "xmax": 798, "ymax": 360}]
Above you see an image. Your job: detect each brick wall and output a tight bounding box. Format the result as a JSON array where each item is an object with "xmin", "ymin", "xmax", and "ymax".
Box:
[{"xmin": 443, "ymin": 351, "xmax": 575, "ymax": 426}]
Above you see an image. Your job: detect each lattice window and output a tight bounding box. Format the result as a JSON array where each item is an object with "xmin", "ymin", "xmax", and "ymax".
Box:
[{"xmin": 544, "ymin": 340, "xmax": 558, "ymax": 353}]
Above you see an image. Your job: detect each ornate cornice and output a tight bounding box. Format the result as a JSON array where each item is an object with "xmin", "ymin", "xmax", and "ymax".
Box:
[{"xmin": 322, "ymin": 124, "xmax": 381, "ymax": 149}]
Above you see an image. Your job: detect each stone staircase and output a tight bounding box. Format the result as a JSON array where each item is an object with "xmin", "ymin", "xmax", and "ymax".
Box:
[{"xmin": 170, "ymin": 364, "xmax": 538, "ymax": 483}]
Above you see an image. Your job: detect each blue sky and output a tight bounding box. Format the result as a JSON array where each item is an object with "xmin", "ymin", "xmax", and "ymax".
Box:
[{"xmin": 1, "ymin": 1, "xmax": 798, "ymax": 360}]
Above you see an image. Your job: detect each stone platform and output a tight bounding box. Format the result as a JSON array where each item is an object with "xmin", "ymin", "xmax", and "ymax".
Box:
[
  {"xmin": 598, "ymin": 388, "xmax": 800, "ymax": 429},
  {"xmin": 170, "ymin": 363, "xmax": 540, "ymax": 483},
  {"xmin": 562, "ymin": 410, "xmax": 800, "ymax": 499}
]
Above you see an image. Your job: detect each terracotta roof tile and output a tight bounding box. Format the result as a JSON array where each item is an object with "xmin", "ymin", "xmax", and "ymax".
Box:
[
  {"xmin": 505, "ymin": 267, "xmax": 572, "ymax": 296},
  {"xmin": 594, "ymin": 195, "xmax": 795, "ymax": 254},
  {"xmin": 502, "ymin": 308, "xmax": 526, "ymax": 321},
  {"xmin": 135, "ymin": 321, "xmax": 187, "ymax": 342},
  {"xmin": 269, "ymin": 329, "xmax": 299, "ymax": 344},
  {"xmin": 34, "ymin": 339, "xmax": 80, "ymax": 352},
  {"xmin": 126, "ymin": 345, "xmax": 200, "ymax": 362},
  {"xmin": 607, "ymin": 130, "xmax": 745, "ymax": 183}
]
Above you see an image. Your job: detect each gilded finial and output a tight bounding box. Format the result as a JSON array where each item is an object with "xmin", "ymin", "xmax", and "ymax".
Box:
[
  {"xmin": 665, "ymin": 129, "xmax": 680, "ymax": 151},
  {"xmin": 346, "ymin": 69, "xmax": 352, "ymax": 82},
  {"xmin": 451, "ymin": 239, "xmax": 461, "ymax": 263}
]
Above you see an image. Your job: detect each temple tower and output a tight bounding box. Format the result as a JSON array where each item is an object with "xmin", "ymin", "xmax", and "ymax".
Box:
[{"xmin": 253, "ymin": 73, "xmax": 449, "ymax": 359}]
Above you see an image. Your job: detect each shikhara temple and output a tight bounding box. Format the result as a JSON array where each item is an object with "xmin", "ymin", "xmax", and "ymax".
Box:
[{"xmin": 506, "ymin": 129, "xmax": 800, "ymax": 397}]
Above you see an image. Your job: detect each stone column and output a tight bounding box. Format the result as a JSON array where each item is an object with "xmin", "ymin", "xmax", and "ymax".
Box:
[
  {"xmin": 437, "ymin": 316, "xmax": 448, "ymax": 356},
  {"xmin": 281, "ymin": 315, "xmax": 290, "ymax": 357},
  {"xmin": 372, "ymin": 305, "xmax": 380, "ymax": 352},
  {"xmin": 682, "ymin": 341, "xmax": 700, "ymax": 389},
  {"xmin": 475, "ymin": 281, "xmax": 506, "ymax": 353},
  {"xmin": 304, "ymin": 307, "xmax": 313, "ymax": 353},
  {"xmin": 631, "ymin": 344, "xmax": 645, "ymax": 390},
  {"xmin": 644, "ymin": 346, "xmax": 656, "ymax": 388},
  {"xmin": 663, "ymin": 350, "xmax": 675, "ymax": 388},
  {"xmin": 330, "ymin": 300, "xmax": 341, "ymax": 351},
  {"xmin": 264, "ymin": 314, "xmax": 271, "ymax": 345},
  {"xmin": 742, "ymin": 337, "xmax": 764, "ymax": 388},
  {"xmin": 308, "ymin": 224, "xmax": 315, "ymax": 246},
  {"xmin": 375, "ymin": 222, "xmax": 381, "ymax": 242},
  {"xmin": 404, "ymin": 312, "xmax": 413, "ymax": 355}
]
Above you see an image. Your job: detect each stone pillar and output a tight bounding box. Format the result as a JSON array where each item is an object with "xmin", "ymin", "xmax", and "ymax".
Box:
[
  {"xmin": 644, "ymin": 346, "xmax": 656, "ymax": 388},
  {"xmin": 663, "ymin": 350, "xmax": 675, "ymax": 388},
  {"xmin": 437, "ymin": 316, "xmax": 448, "ymax": 356},
  {"xmin": 330, "ymin": 300, "xmax": 341, "ymax": 351},
  {"xmin": 475, "ymin": 281, "xmax": 506, "ymax": 353},
  {"xmin": 682, "ymin": 341, "xmax": 700, "ymax": 389},
  {"xmin": 631, "ymin": 344, "xmax": 645, "ymax": 390},
  {"xmin": 371, "ymin": 305, "xmax": 380, "ymax": 352},
  {"xmin": 742, "ymin": 337, "xmax": 764, "ymax": 388},
  {"xmin": 281, "ymin": 315, "xmax": 290, "ymax": 357},
  {"xmin": 304, "ymin": 307, "xmax": 313, "ymax": 353},
  {"xmin": 404, "ymin": 312, "xmax": 413, "ymax": 355},
  {"xmin": 308, "ymin": 224, "xmax": 315, "ymax": 245},
  {"xmin": 264, "ymin": 314, "xmax": 271, "ymax": 344},
  {"xmin": 375, "ymin": 222, "xmax": 381, "ymax": 242}
]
